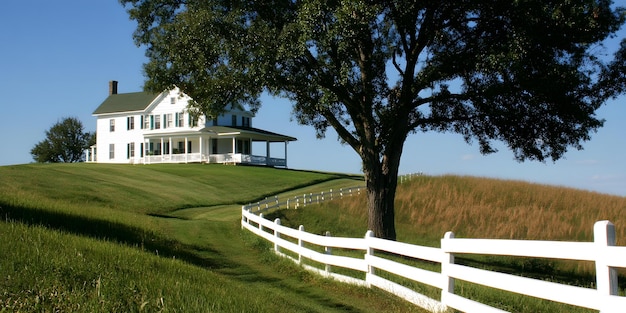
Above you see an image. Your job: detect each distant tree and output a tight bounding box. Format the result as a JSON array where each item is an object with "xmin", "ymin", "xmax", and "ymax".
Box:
[
  {"xmin": 122, "ymin": 0, "xmax": 626, "ymax": 240},
  {"xmin": 31, "ymin": 117, "xmax": 93, "ymax": 163}
]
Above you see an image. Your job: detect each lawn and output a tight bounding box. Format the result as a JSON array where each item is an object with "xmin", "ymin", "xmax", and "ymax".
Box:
[{"xmin": 0, "ymin": 163, "xmax": 422, "ymax": 313}]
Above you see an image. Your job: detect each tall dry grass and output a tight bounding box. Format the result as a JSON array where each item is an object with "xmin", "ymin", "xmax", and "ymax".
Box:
[{"xmin": 339, "ymin": 175, "xmax": 626, "ymax": 244}]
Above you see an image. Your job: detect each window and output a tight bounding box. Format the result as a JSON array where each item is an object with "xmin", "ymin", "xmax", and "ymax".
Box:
[
  {"xmin": 212, "ymin": 139, "xmax": 218, "ymax": 154},
  {"xmin": 242, "ymin": 116, "xmax": 250, "ymax": 127},
  {"xmin": 170, "ymin": 97, "xmax": 176, "ymax": 104},
  {"xmin": 127, "ymin": 142, "xmax": 135, "ymax": 158},
  {"xmin": 109, "ymin": 119, "xmax": 115, "ymax": 132},
  {"xmin": 212, "ymin": 118, "xmax": 218, "ymax": 126},
  {"xmin": 166, "ymin": 113, "xmax": 173, "ymax": 128},
  {"xmin": 177, "ymin": 112, "xmax": 184, "ymax": 127},
  {"xmin": 109, "ymin": 144, "xmax": 115, "ymax": 159},
  {"xmin": 143, "ymin": 115, "xmax": 149, "ymax": 129},
  {"xmin": 237, "ymin": 139, "xmax": 250, "ymax": 154},
  {"xmin": 232, "ymin": 115, "xmax": 237, "ymax": 126},
  {"xmin": 155, "ymin": 115, "xmax": 161, "ymax": 129},
  {"xmin": 127, "ymin": 116, "xmax": 135, "ymax": 130},
  {"xmin": 188, "ymin": 114, "xmax": 198, "ymax": 127}
]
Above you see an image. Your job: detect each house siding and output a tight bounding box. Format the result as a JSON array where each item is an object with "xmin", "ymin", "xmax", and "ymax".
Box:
[{"xmin": 92, "ymin": 86, "xmax": 294, "ymax": 165}]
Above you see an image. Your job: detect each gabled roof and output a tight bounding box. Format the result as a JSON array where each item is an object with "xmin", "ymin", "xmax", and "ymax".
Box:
[{"xmin": 93, "ymin": 91, "xmax": 161, "ymax": 115}]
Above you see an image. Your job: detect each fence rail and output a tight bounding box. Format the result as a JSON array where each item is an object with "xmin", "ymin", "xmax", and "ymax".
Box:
[{"xmin": 240, "ymin": 186, "xmax": 626, "ymax": 313}]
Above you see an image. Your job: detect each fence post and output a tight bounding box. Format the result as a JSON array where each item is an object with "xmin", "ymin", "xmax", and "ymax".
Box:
[
  {"xmin": 340, "ymin": 188, "xmax": 343, "ymax": 199},
  {"xmin": 259, "ymin": 213, "xmax": 264, "ymax": 231},
  {"xmin": 594, "ymin": 220, "xmax": 618, "ymax": 313},
  {"xmin": 330, "ymin": 189, "xmax": 333, "ymax": 200},
  {"xmin": 303, "ymin": 193, "xmax": 307, "ymax": 207},
  {"xmin": 287, "ymin": 199, "xmax": 290, "ymax": 209},
  {"xmin": 241, "ymin": 206, "xmax": 247, "ymax": 229},
  {"xmin": 298, "ymin": 225, "xmax": 305, "ymax": 264},
  {"xmin": 365, "ymin": 230, "xmax": 375, "ymax": 278},
  {"xmin": 441, "ymin": 231, "xmax": 455, "ymax": 309},
  {"xmin": 325, "ymin": 231, "xmax": 332, "ymax": 273},
  {"xmin": 275, "ymin": 196, "xmax": 279, "ymax": 209},
  {"xmin": 321, "ymin": 191, "xmax": 324, "ymax": 202},
  {"xmin": 274, "ymin": 218, "xmax": 281, "ymax": 253}
]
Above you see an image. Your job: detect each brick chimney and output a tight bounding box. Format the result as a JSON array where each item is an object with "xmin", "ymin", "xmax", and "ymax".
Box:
[{"xmin": 109, "ymin": 80, "xmax": 118, "ymax": 95}]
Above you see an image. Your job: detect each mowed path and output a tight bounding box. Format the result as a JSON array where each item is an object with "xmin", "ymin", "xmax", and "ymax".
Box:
[{"xmin": 159, "ymin": 179, "xmax": 428, "ymax": 313}]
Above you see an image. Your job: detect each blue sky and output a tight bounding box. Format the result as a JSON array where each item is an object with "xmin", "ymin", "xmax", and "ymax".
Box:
[{"xmin": 1, "ymin": 1, "xmax": 624, "ymax": 196}]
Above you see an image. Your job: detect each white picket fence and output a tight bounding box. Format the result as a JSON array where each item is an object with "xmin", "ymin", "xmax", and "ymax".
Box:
[{"xmin": 240, "ymin": 187, "xmax": 626, "ymax": 313}]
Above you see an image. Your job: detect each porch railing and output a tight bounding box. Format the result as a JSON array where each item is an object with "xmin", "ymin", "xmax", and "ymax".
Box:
[{"xmin": 142, "ymin": 153, "xmax": 285, "ymax": 166}]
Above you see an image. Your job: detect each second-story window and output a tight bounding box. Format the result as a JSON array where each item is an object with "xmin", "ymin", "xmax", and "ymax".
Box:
[
  {"xmin": 109, "ymin": 119, "xmax": 115, "ymax": 132},
  {"xmin": 242, "ymin": 116, "xmax": 250, "ymax": 127},
  {"xmin": 143, "ymin": 115, "xmax": 149, "ymax": 129},
  {"xmin": 232, "ymin": 115, "xmax": 237, "ymax": 126},
  {"xmin": 188, "ymin": 114, "xmax": 198, "ymax": 127},
  {"xmin": 155, "ymin": 115, "xmax": 161, "ymax": 129},
  {"xmin": 177, "ymin": 111, "xmax": 184, "ymax": 127},
  {"xmin": 127, "ymin": 116, "xmax": 134, "ymax": 130},
  {"xmin": 166, "ymin": 113, "xmax": 173, "ymax": 128}
]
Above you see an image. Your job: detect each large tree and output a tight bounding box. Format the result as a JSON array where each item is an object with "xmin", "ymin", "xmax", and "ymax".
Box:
[
  {"xmin": 122, "ymin": 0, "xmax": 626, "ymax": 240},
  {"xmin": 31, "ymin": 117, "xmax": 93, "ymax": 163}
]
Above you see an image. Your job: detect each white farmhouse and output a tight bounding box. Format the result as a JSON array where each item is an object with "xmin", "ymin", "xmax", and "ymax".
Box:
[{"xmin": 87, "ymin": 81, "xmax": 296, "ymax": 166}]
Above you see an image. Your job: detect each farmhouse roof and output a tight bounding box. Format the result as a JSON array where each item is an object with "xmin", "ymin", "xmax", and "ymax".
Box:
[
  {"xmin": 205, "ymin": 126, "xmax": 297, "ymax": 142},
  {"xmin": 93, "ymin": 91, "xmax": 161, "ymax": 115}
]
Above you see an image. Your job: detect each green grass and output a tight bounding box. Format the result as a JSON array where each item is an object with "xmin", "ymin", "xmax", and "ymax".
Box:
[
  {"xmin": 7, "ymin": 163, "xmax": 622, "ymax": 312},
  {"xmin": 0, "ymin": 163, "xmax": 421, "ymax": 313},
  {"xmin": 272, "ymin": 175, "xmax": 626, "ymax": 313}
]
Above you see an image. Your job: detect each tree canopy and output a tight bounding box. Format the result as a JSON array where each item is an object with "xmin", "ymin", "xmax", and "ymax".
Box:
[
  {"xmin": 31, "ymin": 117, "xmax": 94, "ymax": 163},
  {"xmin": 122, "ymin": 0, "xmax": 626, "ymax": 239}
]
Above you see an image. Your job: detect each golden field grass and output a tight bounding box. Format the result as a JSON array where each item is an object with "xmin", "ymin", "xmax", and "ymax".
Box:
[{"xmin": 341, "ymin": 175, "xmax": 626, "ymax": 244}]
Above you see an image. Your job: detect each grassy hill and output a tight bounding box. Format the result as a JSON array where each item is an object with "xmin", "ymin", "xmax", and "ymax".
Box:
[
  {"xmin": 2, "ymin": 163, "xmax": 625, "ymax": 312},
  {"xmin": 1, "ymin": 163, "xmax": 426, "ymax": 313},
  {"xmin": 271, "ymin": 175, "xmax": 626, "ymax": 312}
]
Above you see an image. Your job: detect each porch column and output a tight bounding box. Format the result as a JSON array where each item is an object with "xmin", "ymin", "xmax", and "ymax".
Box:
[
  {"xmin": 184, "ymin": 136, "xmax": 188, "ymax": 163},
  {"xmin": 168, "ymin": 137, "xmax": 172, "ymax": 156},
  {"xmin": 266, "ymin": 141, "xmax": 270, "ymax": 165},
  {"xmin": 92, "ymin": 146, "xmax": 96, "ymax": 162},
  {"xmin": 284, "ymin": 141, "xmax": 288, "ymax": 169},
  {"xmin": 199, "ymin": 136, "xmax": 203, "ymax": 162},
  {"xmin": 85, "ymin": 149, "xmax": 90, "ymax": 163},
  {"xmin": 160, "ymin": 138, "xmax": 164, "ymax": 160},
  {"xmin": 232, "ymin": 137, "xmax": 236, "ymax": 154},
  {"xmin": 144, "ymin": 139, "xmax": 149, "ymax": 164}
]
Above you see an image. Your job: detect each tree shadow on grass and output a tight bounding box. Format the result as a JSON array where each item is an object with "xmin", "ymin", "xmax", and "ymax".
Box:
[
  {"xmin": 0, "ymin": 202, "xmax": 370, "ymax": 312},
  {"xmin": 0, "ymin": 202, "xmax": 230, "ymax": 270}
]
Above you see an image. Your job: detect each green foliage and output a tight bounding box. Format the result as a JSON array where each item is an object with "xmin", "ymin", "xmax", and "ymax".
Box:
[
  {"xmin": 121, "ymin": 0, "xmax": 626, "ymax": 240},
  {"xmin": 30, "ymin": 117, "xmax": 93, "ymax": 163}
]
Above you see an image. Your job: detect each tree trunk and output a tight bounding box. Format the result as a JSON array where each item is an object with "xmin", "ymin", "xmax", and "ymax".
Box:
[
  {"xmin": 362, "ymin": 144, "xmax": 403, "ymax": 240},
  {"xmin": 365, "ymin": 170, "xmax": 398, "ymax": 240}
]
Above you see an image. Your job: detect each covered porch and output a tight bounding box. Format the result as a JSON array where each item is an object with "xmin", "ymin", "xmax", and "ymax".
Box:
[{"xmin": 140, "ymin": 126, "xmax": 296, "ymax": 167}]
